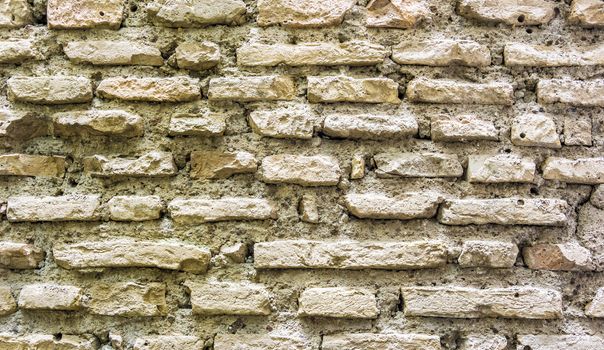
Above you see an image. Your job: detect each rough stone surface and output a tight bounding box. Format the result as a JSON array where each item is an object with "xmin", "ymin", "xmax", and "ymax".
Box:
[
  {"xmin": 591, "ymin": 185, "xmax": 604, "ymax": 209},
  {"xmin": 344, "ymin": 192, "xmax": 443, "ymax": 219},
  {"xmin": 430, "ymin": 115, "xmax": 498, "ymax": 142},
  {"xmin": 505, "ymin": 43, "xmax": 604, "ymax": 66},
  {"xmin": 298, "ymin": 287, "xmax": 378, "ymax": 319},
  {"xmin": 208, "ymin": 76, "xmax": 296, "ymax": 102},
  {"xmin": 542, "ymin": 157, "xmax": 604, "ymax": 184},
  {"xmin": 0, "ymin": 335, "xmax": 97, "ymax": 350},
  {"xmin": 322, "ymin": 333, "xmax": 441, "ymax": 350},
  {"xmin": 458, "ymin": 241, "xmax": 519, "ymax": 268},
  {"xmin": 185, "ymin": 281, "xmax": 271, "ymax": 315},
  {"xmin": 564, "ymin": 116, "xmax": 592, "ymax": 146},
  {"xmin": 0, "ymin": 287, "xmax": 15, "ymax": 316},
  {"xmin": 517, "ymin": 335, "xmax": 604, "ymax": 350},
  {"xmin": 458, "ymin": 335, "xmax": 508, "ymax": 350},
  {"xmin": 97, "ymin": 77, "xmax": 201, "ymax": 102},
  {"xmin": 257, "ymin": 0, "xmax": 355, "ymax": 27},
  {"xmin": 299, "ymin": 194, "xmax": 319, "ymax": 223},
  {"xmin": 0, "ymin": 154, "xmax": 66, "ymax": 177},
  {"xmin": 7, "ymin": 76, "xmax": 93, "ymax": 105},
  {"xmin": 366, "ymin": 0, "xmax": 432, "ymax": 28},
  {"xmin": 47, "ymin": 0, "xmax": 124, "ymax": 29},
  {"xmin": 350, "ymin": 154, "xmax": 365, "ymax": 180},
  {"xmin": 148, "ymin": 0, "xmax": 247, "ymax": 27},
  {"xmin": 64, "ymin": 41, "xmax": 163, "ymax": 66},
  {"xmin": 107, "ymin": 195, "xmax": 163, "ymax": 221},
  {"xmin": 511, "ymin": 113, "xmax": 561, "ymax": 148},
  {"xmin": 523, "ymin": 243, "xmax": 593, "ymax": 271},
  {"xmin": 6, "ymin": 195, "xmax": 101, "ymax": 222},
  {"xmin": 53, "ymin": 110, "xmax": 143, "ymax": 138},
  {"xmin": 537, "ymin": 79, "xmax": 604, "ymax": 107},
  {"xmin": 18, "ymin": 284, "xmax": 83, "ymax": 310},
  {"xmin": 190, "ymin": 151, "xmax": 257, "ymax": 179},
  {"xmin": 0, "ymin": 110, "xmax": 49, "ymax": 141},
  {"xmin": 467, "ymin": 154, "xmax": 536, "ymax": 183},
  {"xmin": 374, "ymin": 152, "xmax": 463, "ymax": 178},
  {"xmin": 168, "ymin": 113, "xmax": 226, "ymax": 136},
  {"xmin": 586, "ymin": 287, "xmax": 604, "ymax": 317},
  {"xmin": 83, "ymin": 151, "xmax": 177, "ymax": 177},
  {"xmin": 259, "ymin": 154, "xmax": 341, "ymax": 186},
  {"xmin": 0, "ymin": 242, "xmax": 44, "ymax": 269},
  {"xmin": 171, "ymin": 42, "xmax": 220, "ymax": 70},
  {"xmin": 569, "ymin": 0, "xmax": 604, "ymax": 27},
  {"xmin": 132, "ymin": 336, "xmax": 203, "ymax": 350},
  {"xmin": 249, "ymin": 106, "xmax": 316, "ymax": 139},
  {"xmin": 402, "ymin": 286, "xmax": 563, "ymax": 319},
  {"xmin": 393, "ymin": 40, "xmax": 491, "ymax": 66},
  {"xmin": 214, "ymin": 334, "xmax": 309, "ymax": 350},
  {"xmin": 0, "ymin": 40, "xmax": 42, "ymax": 64},
  {"xmin": 406, "ymin": 78, "xmax": 514, "ymax": 105},
  {"xmin": 168, "ymin": 197, "xmax": 276, "ymax": 224},
  {"xmin": 254, "ymin": 240, "xmax": 448, "ymax": 269},
  {"xmin": 86, "ymin": 282, "xmax": 167, "ymax": 317},
  {"xmin": 0, "ymin": 0, "xmax": 32, "ymax": 28},
  {"xmin": 308, "ymin": 76, "xmax": 400, "ymax": 104},
  {"xmin": 457, "ymin": 0, "xmax": 555, "ymax": 25},
  {"xmin": 322, "ymin": 113, "xmax": 418, "ymax": 139}
]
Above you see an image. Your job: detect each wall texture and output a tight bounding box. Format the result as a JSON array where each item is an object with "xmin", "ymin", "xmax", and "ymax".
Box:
[{"xmin": 0, "ymin": 0, "xmax": 604, "ymax": 349}]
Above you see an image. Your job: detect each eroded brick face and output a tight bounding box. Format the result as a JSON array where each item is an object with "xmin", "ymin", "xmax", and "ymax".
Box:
[{"xmin": 1, "ymin": 0, "xmax": 602, "ymax": 347}]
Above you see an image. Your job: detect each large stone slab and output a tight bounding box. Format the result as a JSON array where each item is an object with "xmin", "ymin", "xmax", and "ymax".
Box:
[
  {"xmin": 406, "ymin": 78, "xmax": 514, "ymax": 105},
  {"xmin": 0, "ymin": 242, "xmax": 44, "ymax": 269},
  {"xmin": 97, "ymin": 77, "xmax": 201, "ymax": 102},
  {"xmin": 374, "ymin": 152, "xmax": 463, "ymax": 178},
  {"xmin": 0, "ymin": 154, "xmax": 66, "ymax": 177},
  {"xmin": 505, "ymin": 42, "xmax": 604, "ymax": 66},
  {"xmin": 344, "ymin": 192, "xmax": 443, "ymax": 219},
  {"xmin": 537, "ymin": 79, "xmax": 604, "ymax": 107},
  {"xmin": 208, "ymin": 76, "xmax": 296, "ymax": 102},
  {"xmin": 467, "ymin": 154, "xmax": 535, "ymax": 183},
  {"xmin": 7, "ymin": 76, "xmax": 93, "ymax": 105},
  {"xmin": 249, "ymin": 105, "xmax": 316, "ymax": 139},
  {"xmin": 298, "ymin": 287, "xmax": 378, "ymax": 319},
  {"xmin": 457, "ymin": 0, "xmax": 555, "ymax": 25},
  {"xmin": 168, "ymin": 197, "xmax": 276, "ymax": 223},
  {"xmin": 257, "ymin": 0, "xmax": 355, "ymax": 27},
  {"xmin": 185, "ymin": 281, "xmax": 271, "ymax": 315},
  {"xmin": 322, "ymin": 333, "xmax": 441, "ymax": 350},
  {"xmin": 542, "ymin": 157, "xmax": 604, "ymax": 184},
  {"xmin": 148, "ymin": 0, "xmax": 246, "ymax": 27},
  {"xmin": 86, "ymin": 282, "xmax": 167, "ymax": 317},
  {"xmin": 18, "ymin": 284, "xmax": 83, "ymax": 310},
  {"xmin": 393, "ymin": 40, "xmax": 490, "ymax": 66},
  {"xmin": 47, "ymin": 0, "xmax": 124, "ymax": 29},
  {"xmin": 53, "ymin": 110, "xmax": 143, "ymax": 138},
  {"xmin": 259, "ymin": 154, "xmax": 341, "ymax": 186},
  {"xmin": 7, "ymin": 195, "xmax": 101, "ymax": 222},
  {"xmin": 83, "ymin": 151, "xmax": 177, "ymax": 177},
  {"xmin": 431, "ymin": 115, "xmax": 498, "ymax": 142},
  {"xmin": 322, "ymin": 113, "xmax": 418, "ymax": 140},
  {"xmin": 308, "ymin": 76, "xmax": 400, "ymax": 104},
  {"xmin": 64, "ymin": 41, "xmax": 163, "ymax": 66}
]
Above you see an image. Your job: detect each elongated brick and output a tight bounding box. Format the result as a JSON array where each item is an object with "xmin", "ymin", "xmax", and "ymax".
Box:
[
  {"xmin": 83, "ymin": 151, "xmax": 177, "ymax": 177},
  {"xmin": 511, "ymin": 114, "xmax": 561, "ymax": 148},
  {"xmin": 322, "ymin": 333, "xmax": 441, "ymax": 350},
  {"xmin": 517, "ymin": 335, "xmax": 604, "ymax": 350},
  {"xmin": 257, "ymin": 0, "xmax": 355, "ymax": 28},
  {"xmin": 467, "ymin": 154, "xmax": 535, "ymax": 183},
  {"xmin": 148, "ymin": 0, "xmax": 246, "ymax": 27},
  {"xmin": 374, "ymin": 152, "xmax": 463, "ymax": 178},
  {"xmin": 431, "ymin": 115, "xmax": 498, "ymax": 142},
  {"xmin": 254, "ymin": 240, "xmax": 448, "ymax": 269},
  {"xmin": 64, "ymin": 41, "xmax": 163, "ymax": 66},
  {"xmin": 7, "ymin": 76, "xmax": 93, "ymax": 104},
  {"xmin": 18, "ymin": 284, "xmax": 83, "ymax": 310},
  {"xmin": 132, "ymin": 336, "xmax": 203, "ymax": 350},
  {"xmin": 0, "ymin": 335, "xmax": 97, "ymax": 350},
  {"xmin": 259, "ymin": 154, "xmax": 341, "ymax": 186},
  {"xmin": 344, "ymin": 192, "xmax": 444, "ymax": 219},
  {"xmin": 438, "ymin": 198, "xmax": 568, "ymax": 226},
  {"xmin": 458, "ymin": 335, "xmax": 507, "ymax": 350},
  {"xmin": 569, "ymin": 0, "xmax": 604, "ymax": 28},
  {"xmin": 48, "ymin": 0, "xmax": 124, "ymax": 29},
  {"xmin": 457, "ymin": 0, "xmax": 555, "ymax": 25},
  {"xmin": 505, "ymin": 43, "xmax": 604, "ymax": 66},
  {"xmin": 0, "ymin": 40, "xmax": 42, "ymax": 64},
  {"xmin": 392, "ymin": 40, "xmax": 490, "ymax": 66},
  {"xmin": 53, "ymin": 110, "xmax": 143, "ymax": 138},
  {"xmin": 322, "ymin": 113, "xmax": 418, "ymax": 139},
  {"xmin": 298, "ymin": 287, "xmax": 378, "ymax": 319},
  {"xmin": 53, "ymin": 240, "xmax": 211, "ymax": 273},
  {"xmin": 402, "ymin": 286, "xmax": 562, "ymax": 319},
  {"xmin": 86, "ymin": 282, "xmax": 167, "ymax": 317},
  {"xmin": 208, "ymin": 76, "xmax": 295, "ymax": 102},
  {"xmin": 249, "ymin": 105, "xmax": 316, "ymax": 139},
  {"xmin": 0, "ymin": 287, "xmax": 15, "ymax": 315},
  {"xmin": 406, "ymin": 78, "xmax": 514, "ymax": 105},
  {"xmin": 169, "ymin": 113, "xmax": 226, "ymax": 136},
  {"xmin": 308, "ymin": 76, "xmax": 400, "ymax": 104},
  {"xmin": 237, "ymin": 41, "xmax": 388, "ymax": 66},
  {"xmin": 7, "ymin": 195, "xmax": 101, "ymax": 222},
  {"xmin": 523, "ymin": 243, "xmax": 593, "ymax": 271},
  {"xmin": 0, "ymin": 154, "xmax": 66, "ymax": 177},
  {"xmin": 97, "ymin": 77, "xmax": 201, "ymax": 102},
  {"xmin": 214, "ymin": 334, "xmax": 309, "ymax": 350},
  {"xmin": 542, "ymin": 157, "xmax": 604, "ymax": 184},
  {"xmin": 458, "ymin": 241, "xmax": 519, "ymax": 268},
  {"xmin": 185, "ymin": 281, "xmax": 271, "ymax": 315},
  {"xmin": 190, "ymin": 151, "xmax": 257, "ymax": 179},
  {"xmin": 0, "ymin": 0, "xmax": 32, "ymax": 28},
  {"xmin": 168, "ymin": 197, "xmax": 276, "ymax": 224},
  {"xmin": 0, "ymin": 242, "xmax": 44, "ymax": 269},
  {"xmin": 107, "ymin": 196, "xmax": 163, "ymax": 221},
  {"xmin": 537, "ymin": 79, "xmax": 604, "ymax": 107}
]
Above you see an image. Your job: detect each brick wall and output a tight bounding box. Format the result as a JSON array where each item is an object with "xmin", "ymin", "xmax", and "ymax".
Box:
[{"xmin": 0, "ymin": 0, "xmax": 603, "ymax": 349}]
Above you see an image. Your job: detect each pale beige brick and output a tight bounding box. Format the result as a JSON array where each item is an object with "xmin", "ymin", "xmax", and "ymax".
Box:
[
  {"xmin": 523, "ymin": 243, "xmax": 593, "ymax": 271},
  {"xmin": 374, "ymin": 152, "xmax": 463, "ymax": 178},
  {"xmin": 148, "ymin": 0, "xmax": 246, "ymax": 27},
  {"xmin": 47, "ymin": 0, "xmax": 124, "ymax": 29},
  {"xmin": 257, "ymin": 0, "xmax": 355, "ymax": 28},
  {"xmin": 0, "ymin": 0, "xmax": 32, "ymax": 28},
  {"xmin": 97, "ymin": 77, "xmax": 201, "ymax": 102},
  {"xmin": 298, "ymin": 287, "xmax": 378, "ymax": 319},
  {"xmin": 511, "ymin": 114, "xmax": 561, "ymax": 148},
  {"xmin": 0, "ymin": 287, "xmax": 16, "ymax": 316},
  {"xmin": 0, "ymin": 335, "xmax": 97, "ymax": 350},
  {"xmin": 542, "ymin": 157, "xmax": 604, "ymax": 184},
  {"xmin": 168, "ymin": 113, "xmax": 226, "ymax": 136},
  {"xmin": 0, "ymin": 40, "xmax": 42, "ymax": 64},
  {"xmin": 7, "ymin": 195, "xmax": 101, "ymax": 222},
  {"xmin": 569, "ymin": 0, "xmax": 604, "ymax": 28},
  {"xmin": 438, "ymin": 198, "xmax": 568, "ymax": 226},
  {"xmin": 406, "ymin": 78, "xmax": 514, "ymax": 105},
  {"xmin": 185, "ymin": 281, "xmax": 271, "ymax": 315},
  {"xmin": 18, "ymin": 284, "xmax": 82, "ymax": 310},
  {"xmin": 53, "ymin": 110, "xmax": 144, "ymax": 138},
  {"xmin": 7, "ymin": 76, "xmax": 93, "ymax": 104},
  {"xmin": 249, "ymin": 105, "xmax": 316, "ymax": 139},
  {"xmin": 308, "ymin": 76, "xmax": 400, "ymax": 104},
  {"xmin": 537, "ymin": 79, "xmax": 604, "ymax": 107},
  {"xmin": 457, "ymin": 0, "xmax": 555, "ymax": 25},
  {"xmin": 172, "ymin": 42, "xmax": 220, "ymax": 70},
  {"xmin": 208, "ymin": 76, "xmax": 296, "ymax": 102},
  {"xmin": 168, "ymin": 197, "xmax": 276, "ymax": 224},
  {"xmin": 586, "ymin": 287, "xmax": 604, "ymax": 317},
  {"xmin": 344, "ymin": 192, "xmax": 443, "ymax": 220},
  {"xmin": 53, "ymin": 240, "xmax": 211, "ymax": 273},
  {"xmin": 86, "ymin": 282, "xmax": 167, "ymax": 317},
  {"xmin": 0, "ymin": 154, "xmax": 66, "ymax": 177},
  {"xmin": 458, "ymin": 241, "xmax": 519, "ymax": 268},
  {"xmin": 431, "ymin": 115, "xmax": 498, "ymax": 142},
  {"xmin": 259, "ymin": 154, "xmax": 341, "ymax": 186},
  {"xmin": 322, "ymin": 333, "xmax": 441, "ymax": 350},
  {"xmin": 322, "ymin": 113, "xmax": 418, "ymax": 140},
  {"xmin": 299, "ymin": 194, "xmax": 319, "ymax": 223},
  {"xmin": 564, "ymin": 117, "xmax": 592, "ymax": 146},
  {"xmin": 214, "ymin": 334, "xmax": 309, "ymax": 350},
  {"xmin": 467, "ymin": 154, "xmax": 536, "ymax": 183},
  {"xmin": 132, "ymin": 336, "xmax": 203, "ymax": 350},
  {"xmin": 190, "ymin": 151, "xmax": 257, "ymax": 179},
  {"xmin": 402, "ymin": 286, "xmax": 562, "ymax": 319},
  {"xmin": 83, "ymin": 151, "xmax": 177, "ymax": 177},
  {"xmin": 107, "ymin": 196, "xmax": 163, "ymax": 221},
  {"xmin": 64, "ymin": 41, "xmax": 163, "ymax": 66},
  {"xmin": 393, "ymin": 40, "xmax": 490, "ymax": 66},
  {"xmin": 517, "ymin": 335, "xmax": 604, "ymax": 350},
  {"xmin": 254, "ymin": 240, "xmax": 448, "ymax": 269},
  {"xmin": 505, "ymin": 43, "xmax": 604, "ymax": 67},
  {"xmin": 237, "ymin": 41, "xmax": 388, "ymax": 66},
  {"xmin": 0, "ymin": 242, "xmax": 44, "ymax": 269},
  {"xmin": 366, "ymin": 0, "xmax": 431, "ymax": 28},
  {"xmin": 458, "ymin": 335, "xmax": 507, "ymax": 350}
]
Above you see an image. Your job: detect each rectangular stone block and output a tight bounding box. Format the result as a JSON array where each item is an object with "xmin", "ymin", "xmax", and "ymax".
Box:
[
  {"xmin": 83, "ymin": 151, "xmax": 177, "ymax": 177},
  {"xmin": 344, "ymin": 192, "xmax": 443, "ymax": 220},
  {"xmin": 47, "ymin": 0, "xmax": 124, "ymax": 29},
  {"xmin": 523, "ymin": 243, "xmax": 592, "ymax": 271},
  {"xmin": 7, "ymin": 195, "xmax": 101, "ymax": 222},
  {"xmin": 406, "ymin": 78, "xmax": 514, "ymax": 105},
  {"xmin": 107, "ymin": 196, "xmax": 163, "ymax": 221},
  {"xmin": 237, "ymin": 41, "xmax": 387, "ymax": 66},
  {"xmin": 168, "ymin": 113, "xmax": 226, "ymax": 136},
  {"xmin": 467, "ymin": 154, "xmax": 536, "ymax": 183},
  {"xmin": 214, "ymin": 334, "xmax": 309, "ymax": 350},
  {"xmin": 431, "ymin": 115, "xmax": 498, "ymax": 142},
  {"xmin": 53, "ymin": 240, "xmax": 211, "ymax": 273},
  {"xmin": 208, "ymin": 76, "xmax": 295, "ymax": 102},
  {"xmin": 392, "ymin": 40, "xmax": 490, "ymax": 66},
  {"xmin": 366, "ymin": 0, "xmax": 431, "ymax": 28},
  {"xmin": 322, "ymin": 333, "xmax": 441, "ymax": 350},
  {"xmin": 254, "ymin": 240, "xmax": 448, "ymax": 269},
  {"xmin": 86, "ymin": 282, "xmax": 167, "ymax": 317},
  {"xmin": 168, "ymin": 197, "xmax": 276, "ymax": 224},
  {"xmin": 0, "ymin": 242, "xmax": 44, "ymax": 269},
  {"xmin": 249, "ymin": 105, "xmax": 316, "ymax": 139},
  {"xmin": 172, "ymin": 42, "xmax": 220, "ymax": 70},
  {"xmin": 457, "ymin": 0, "xmax": 555, "ymax": 25},
  {"xmin": 458, "ymin": 241, "xmax": 519, "ymax": 268},
  {"xmin": 438, "ymin": 198, "xmax": 568, "ymax": 226},
  {"xmin": 53, "ymin": 110, "xmax": 143, "ymax": 138},
  {"xmin": 0, "ymin": 154, "xmax": 66, "ymax": 177},
  {"xmin": 18, "ymin": 284, "xmax": 83, "ymax": 310},
  {"xmin": 0, "ymin": 287, "xmax": 16, "ymax": 316},
  {"xmin": 0, "ymin": 335, "xmax": 97, "ymax": 350},
  {"xmin": 374, "ymin": 152, "xmax": 463, "ymax": 178},
  {"xmin": 256, "ymin": 0, "xmax": 355, "ymax": 28},
  {"xmin": 586, "ymin": 287, "xmax": 604, "ymax": 317},
  {"xmin": 569, "ymin": 0, "xmax": 604, "ymax": 27},
  {"xmin": 259, "ymin": 154, "xmax": 340, "ymax": 186},
  {"xmin": 7, "ymin": 76, "xmax": 93, "ymax": 104},
  {"xmin": 97, "ymin": 77, "xmax": 201, "ymax": 102},
  {"xmin": 537, "ymin": 79, "xmax": 604, "ymax": 107},
  {"xmin": 298, "ymin": 287, "xmax": 378, "ymax": 319},
  {"xmin": 322, "ymin": 113, "xmax": 418, "ymax": 140},
  {"xmin": 511, "ymin": 114, "xmax": 561, "ymax": 148},
  {"xmin": 542, "ymin": 157, "xmax": 604, "ymax": 184},
  {"xmin": 0, "ymin": 0, "xmax": 32, "ymax": 28},
  {"xmin": 402, "ymin": 286, "xmax": 562, "ymax": 319},
  {"xmin": 0, "ymin": 109, "xmax": 49, "ymax": 140},
  {"xmin": 148, "ymin": 0, "xmax": 246, "ymax": 27},
  {"xmin": 132, "ymin": 336, "xmax": 203, "ymax": 350},
  {"xmin": 64, "ymin": 41, "xmax": 163, "ymax": 66},
  {"xmin": 458, "ymin": 335, "xmax": 507, "ymax": 350},
  {"xmin": 190, "ymin": 151, "xmax": 257, "ymax": 179},
  {"xmin": 308, "ymin": 76, "xmax": 400, "ymax": 104},
  {"xmin": 0, "ymin": 40, "xmax": 42, "ymax": 64},
  {"xmin": 517, "ymin": 335, "xmax": 604, "ymax": 350},
  {"xmin": 185, "ymin": 281, "xmax": 271, "ymax": 315},
  {"xmin": 505, "ymin": 42, "xmax": 604, "ymax": 66}
]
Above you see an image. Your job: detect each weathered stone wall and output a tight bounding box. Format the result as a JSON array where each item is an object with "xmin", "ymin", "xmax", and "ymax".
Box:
[{"xmin": 0, "ymin": 0, "xmax": 603, "ymax": 349}]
